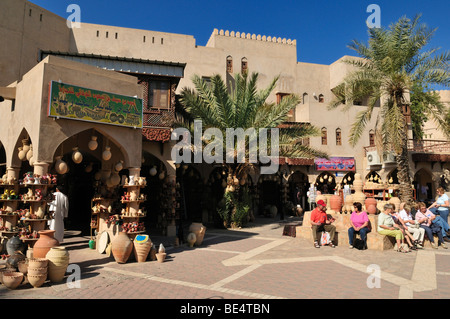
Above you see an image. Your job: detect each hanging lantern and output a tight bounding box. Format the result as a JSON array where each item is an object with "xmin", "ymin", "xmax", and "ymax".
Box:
[
  {"xmin": 320, "ymin": 177, "xmax": 324, "ymax": 183},
  {"xmin": 102, "ymin": 146, "xmax": 111, "ymax": 161},
  {"xmin": 26, "ymin": 144, "xmax": 33, "ymax": 161},
  {"xmin": 18, "ymin": 146, "xmax": 27, "ymax": 161},
  {"xmin": 328, "ymin": 176, "xmax": 333, "ymax": 182},
  {"xmin": 55, "ymin": 156, "xmax": 68, "ymax": 174},
  {"xmin": 149, "ymin": 166, "xmax": 157, "ymax": 176},
  {"xmin": 114, "ymin": 160, "xmax": 123, "ymax": 172},
  {"xmin": 88, "ymin": 136, "xmax": 98, "ymax": 151},
  {"xmin": 72, "ymin": 147, "xmax": 83, "ymax": 164}
]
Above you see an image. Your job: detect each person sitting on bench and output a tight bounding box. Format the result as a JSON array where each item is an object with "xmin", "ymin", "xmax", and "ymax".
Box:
[{"xmin": 311, "ymin": 199, "xmax": 336, "ymax": 248}]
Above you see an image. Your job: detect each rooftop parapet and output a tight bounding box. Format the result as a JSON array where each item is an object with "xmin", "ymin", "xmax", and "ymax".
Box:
[{"xmin": 207, "ymin": 28, "xmax": 296, "ymax": 46}]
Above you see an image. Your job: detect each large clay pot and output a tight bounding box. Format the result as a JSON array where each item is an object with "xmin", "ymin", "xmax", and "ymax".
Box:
[
  {"xmin": 46, "ymin": 247, "xmax": 69, "ymax": 283},
  {"xmin": 344, "ymin": 194, "xmax": 353, "ymax": 213},
  {"xmin": 33, "ymin": 230, "xmax": 59, "ymax": 258},
  {"xmin": 88, "ymin": 136, "xmax": 98, "ymax": 151},
  {"xmin": 72, "ymin": 147, "xmax": 83, "ymax": 164},
  {"xmin": 365, "ymin": 197, "xmax": 377, "ymax": 214},
  {"xmin": 329, "ymin": 195, "xmax": 342, "ymax": 213},
  {"xmin": 189, "ymin": 222, "xmax": 206, "ymax": 246},
  {"xmin": 6, "ymin": 235, "xmax": 26, "ymax": 256},
  {"xmin": 133, "ymin": 235, "xmax": 151, "ymax": 262},
  {"xmin": 111, "ymin": 232, "xmax": 133, "ymax": 263}
]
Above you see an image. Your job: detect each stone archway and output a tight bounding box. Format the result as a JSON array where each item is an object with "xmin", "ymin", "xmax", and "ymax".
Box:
[
  {"xmin": 288, "ymin": 171, "xmax": 309, "ymax": 210},
  {"xmin": 315, "ymin": 171, "xmax": 336, "ymax": 195}
]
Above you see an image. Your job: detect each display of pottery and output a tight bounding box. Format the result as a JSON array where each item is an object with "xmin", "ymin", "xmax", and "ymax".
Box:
[
  {"xmin": 28, "ymin": 258, "xmax": 48, "ymax": 269},
  {"xmin": 133, "ymin": 234, "xmax": 151, "ymax": 262},
  {"xmin": 46, "ymin": 246, "xmax": 70, "ymax": 283},
  {"xmin": 111, "ymin": 231, "xmax": 133, "ymax": 263},
  {"xmin": 2, "ymin": 271, "xmax": 24, "ymax": 289},
  {"xmin": 33, "ymin": 230, "xmax": 60, "ymax": 258}
]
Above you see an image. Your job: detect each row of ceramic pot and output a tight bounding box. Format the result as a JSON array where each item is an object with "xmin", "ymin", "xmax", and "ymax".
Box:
[{"xmin": 1, "ymin": 247, "xmax": 70, "ymax": 289}]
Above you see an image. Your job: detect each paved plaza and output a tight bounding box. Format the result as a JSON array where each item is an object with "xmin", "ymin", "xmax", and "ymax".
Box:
[{"xmin": 1, "ymin": 216, "xmax": 449, "ymax": 306}]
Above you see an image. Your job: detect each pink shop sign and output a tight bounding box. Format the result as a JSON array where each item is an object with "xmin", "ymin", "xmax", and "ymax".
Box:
[{"xmin": 314, "ymin": 157, "xmax": 355, "ymax": 171}]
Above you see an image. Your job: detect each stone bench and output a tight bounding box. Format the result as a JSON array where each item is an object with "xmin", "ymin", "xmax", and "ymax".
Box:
[{"xmin": 296, "ymin": 211, "xmax": 395, "ymax": 250}]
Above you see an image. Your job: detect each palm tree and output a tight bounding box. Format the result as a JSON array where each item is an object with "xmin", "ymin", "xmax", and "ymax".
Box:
[
  {"xmin": 175, "ymin": 72, "xmax": 327, "ymax": 226},
  {"xmin": 329, "ymin": 14, "xmax": 450, "ymax": 205}
]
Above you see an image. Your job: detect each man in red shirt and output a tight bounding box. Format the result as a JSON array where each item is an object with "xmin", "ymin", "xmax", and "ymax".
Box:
[{"xmin": 311, "ymin": 199, "xmax": 336, "ymax": 248}]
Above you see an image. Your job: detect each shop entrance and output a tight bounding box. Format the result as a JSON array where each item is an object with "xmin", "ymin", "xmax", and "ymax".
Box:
[
  {"xmin": 57, "ymin": 153, "xmax": 99, "ymax": 236},
  {"xmin": 288, "ymin": 171, "xmax": 309, "ymax": 210}
]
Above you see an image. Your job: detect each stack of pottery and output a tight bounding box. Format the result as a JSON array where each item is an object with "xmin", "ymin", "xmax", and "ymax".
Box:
[
  {"xmin": 133, "ymin": 234, "xmax": 151, "ymax": 262},
  {"xmin": 188, "ymin": 222, "xmax": 206, "ymax": 246},
  {"xmin": 2, "ymin": 272, "xmax": 24, "ymax": 289},
  {"xmin": 352, "ymin": 173, "xmax": 366, "ymax": 206},
  {"xmin": 46, "ymin": 247, "xmax": 69, "ymax": 283},
  {"xmin": 111, "ymin": 232, "xmax": 133, "ymax": 264},
  {"xmin": 33, "ymin": 230, "xmax": 60, "ymax": 258},
  {"xmin": 27, "ymin": 258, "xmax": 48, "ymax": 288}
]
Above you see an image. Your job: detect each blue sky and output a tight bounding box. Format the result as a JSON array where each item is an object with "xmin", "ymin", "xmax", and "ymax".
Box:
[{"xmin": 30, "ymin": 0, "xmax": 449, "ymax": 66}]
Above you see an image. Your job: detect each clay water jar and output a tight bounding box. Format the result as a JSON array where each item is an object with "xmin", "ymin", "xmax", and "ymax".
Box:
[
  {"xmin": 46, "ymin": 247, "xmax": 70, "ymax": 283},
  {"xmin": 188, "ymin": 222, "xmax": 206, "ymax": 246},
  {"xmin": 329, "ymin": 195, "xmax": 343, "ymax": 213},
  {"xmin": 33, "ymin": 230, "xmax": 59, "ymax": 258},
  {"xmin": 365, "ymin": 197, "xmax": 378, "ymax": 214},
  {"xmin": 111, "ymin": 232, "xmax": 133, "ymax": 264}
]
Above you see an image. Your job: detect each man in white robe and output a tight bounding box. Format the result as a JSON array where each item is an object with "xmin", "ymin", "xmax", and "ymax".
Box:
[{"xmin": 49, "ymin": 186, "xmax": 69, "ymax": 243}]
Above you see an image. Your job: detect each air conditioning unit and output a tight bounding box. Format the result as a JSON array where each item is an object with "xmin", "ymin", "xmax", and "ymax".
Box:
[
  {"xmin": 367, "ymin": 151, "xmax": 381, "ymax": 166},
  {"xmin": 383, "ymin": 152, "xmax": 396, "ymax": 164}
]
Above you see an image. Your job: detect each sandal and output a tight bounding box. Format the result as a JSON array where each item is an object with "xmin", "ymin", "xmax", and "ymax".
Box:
[
  {"xmin": 328, "ymin": 243, "xmax": 336, "ymax": 248},
  {"xmin": 314, "ymin": 241, "xmax": 320, "ymax": 248}
]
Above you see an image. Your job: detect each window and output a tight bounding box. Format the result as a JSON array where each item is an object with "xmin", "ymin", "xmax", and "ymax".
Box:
[
  {"xmin": 369, "ymin": 130, "xmax": 375, "ymax": 147},
  {"xmin": 241, "ymin": 57, "xmax": 248, "ymax": 74},
  {"xmin": 302, "ymin": 93, "xmax": 308, "ymax": 104},
  {"xmin": 226, "ymin": 56, "xmax": 233, "ymax": 73},
  {"xmin": 106, "ymin": 31, "xmax": 109, "ymax": 38},
  {"xmin": 336, "ymin": 128, "xmax": 342, "ymax": 145},
  {"xmin": 318, "ymin": 94, "xmax": 324, "ymax": 103},
  {"xmin": 148, "ymin": 81, "xmax": 170, "ymax": 109},
  {"xmin": 321, "ymin": 128, "xmax": 327, "ymax": 145}
]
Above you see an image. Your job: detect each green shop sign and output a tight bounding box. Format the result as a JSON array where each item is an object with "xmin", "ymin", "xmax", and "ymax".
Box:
[{"xmin": 48, "ymin": 81, "xmax": 143, "ymax": 128}]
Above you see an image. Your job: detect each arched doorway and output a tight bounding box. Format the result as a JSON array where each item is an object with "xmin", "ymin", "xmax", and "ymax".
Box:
[
  {"xmin": 315, "ymin": 172, "xmax": 336, "ymax": 195},
  {"xmin": 176, "ymin": 164, "xmax": 204, "ymax": 222},
  {"xmin": 51, "ymin": 129, "xmax": 128, "ymax": 236},
  {"xmin": 141, "ymin": 151, "xmax": 167, "ymax": 231},
  {"xmin": 258, "ymin": 174, "xmax": 281, "ymax": 217},
  {"xmin": 288, "ymin": 171, "xmax": 309, "ymax": 210},
  {"xmin": 414, "ymin": 168, "xmax": 433, "ymax": 203}
]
